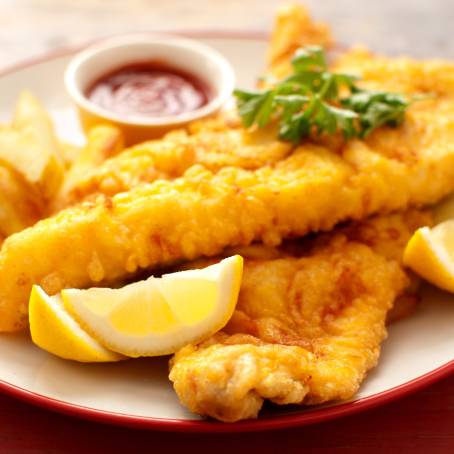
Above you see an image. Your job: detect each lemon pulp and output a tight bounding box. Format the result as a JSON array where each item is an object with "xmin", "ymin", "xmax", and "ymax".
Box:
[{"xmin": 57, "ymin": 255, "xmax": 243, "ymax": 357}]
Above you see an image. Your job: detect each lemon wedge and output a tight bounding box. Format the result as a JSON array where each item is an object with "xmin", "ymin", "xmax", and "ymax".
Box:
[
  {"xmin": 29, "ymin": 285, "xmax": 124, "ymax": 362},
  {"xmin": 403, "ymin": 220, "xmax": 454, "ymax": 292},
  {"xmin": 61, "ymin": 255, "xmax": 243, "ymax": 357}
]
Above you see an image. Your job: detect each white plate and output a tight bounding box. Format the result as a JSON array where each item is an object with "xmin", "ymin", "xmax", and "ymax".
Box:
[{"xmin": 0, "ymin": 32, "xmax": 453, "ymax": 433}]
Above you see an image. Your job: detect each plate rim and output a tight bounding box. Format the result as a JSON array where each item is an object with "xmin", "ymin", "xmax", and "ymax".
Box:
[
  {"xmin": 1, "ymin": 360, "xmax": 453, "ymax": 433},
  {"xmin": 1, "ymin": 29, "xmax": 453, "ymax": 433}
]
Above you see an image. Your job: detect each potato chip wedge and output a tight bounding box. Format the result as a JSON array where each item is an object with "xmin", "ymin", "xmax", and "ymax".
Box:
[
  {"xmin": 52, "ymin": 125, "xmax": 124, "ymax": 211},
  {"xmin": 59, "ymin": 141, "xmax": 82, "ymax": 168},
  {"xmin": 0, "ymin": 164, "xmax": 44, "ymax": 238},
  {"xmin": 0, "ymin": 91, "xmax": 65, "ymax": 201}
]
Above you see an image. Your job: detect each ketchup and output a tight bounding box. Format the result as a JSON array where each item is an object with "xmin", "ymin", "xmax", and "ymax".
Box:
[{"xmin": 86, "ymin": 62, "xmax": 210, "ymax": 118}]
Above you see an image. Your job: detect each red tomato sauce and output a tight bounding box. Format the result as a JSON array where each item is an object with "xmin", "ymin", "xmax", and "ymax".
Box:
[{"xmin": 86, "ymin": 62, "xmax": 210, "ymax": 118}]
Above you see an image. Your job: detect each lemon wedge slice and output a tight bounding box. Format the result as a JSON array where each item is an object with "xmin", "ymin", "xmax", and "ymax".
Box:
[
  {"xmin": 403, "ymin": 220, "xmax": 454, "ymax": 292},
  {"xmin": 29, "ymin": 285, "xmax": 124, "ymax": 362},
  {"xmin": 61, "ymin": 255, "xmax": 243, "ymax": 357}
]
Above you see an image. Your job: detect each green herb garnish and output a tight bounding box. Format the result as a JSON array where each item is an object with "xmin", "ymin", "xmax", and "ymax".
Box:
[{"xmin": 234, "ymin": 46, "xmax": 411, "ymax": 143}]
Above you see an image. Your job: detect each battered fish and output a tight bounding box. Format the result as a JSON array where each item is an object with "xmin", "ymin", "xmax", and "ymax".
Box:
[
  {"xmin": 169, "ymin": 211, "xmax": 429, "ymax": 422},
  {"xmin": 0, "ymin": 131, "xmax": 447, "ymax": 332}
]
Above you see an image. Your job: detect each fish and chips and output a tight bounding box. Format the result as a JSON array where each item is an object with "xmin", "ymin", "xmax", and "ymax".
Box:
[{"xmin": 0, "ymin": 4, "xmax": 453, "ymax": 422}]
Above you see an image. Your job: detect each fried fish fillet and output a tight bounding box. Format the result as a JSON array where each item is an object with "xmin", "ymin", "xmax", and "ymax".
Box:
[
  {"xmin": 0, "ymin": 128, "xmax": 448, "ymax": 332},
  {"xmin": 169, "ymin": 211, "xmax": 429, "ymax": 422}
]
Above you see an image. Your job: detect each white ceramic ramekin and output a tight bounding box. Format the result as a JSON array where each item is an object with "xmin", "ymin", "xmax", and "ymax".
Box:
[{"xmin": 64, "ymin": 34, "xmax": 235, "ymax": 144}]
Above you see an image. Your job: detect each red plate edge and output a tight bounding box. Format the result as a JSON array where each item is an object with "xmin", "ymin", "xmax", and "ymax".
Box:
[
  {"xmin": 0, "ymin": 29, "xmax": 453, "ymax": 433},
  {"xmin": 0, "ymin": 360, "xmax": 453, "ymax": 433}
]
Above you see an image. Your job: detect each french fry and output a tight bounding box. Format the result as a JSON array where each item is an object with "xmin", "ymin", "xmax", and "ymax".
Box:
[
  {"xmin": 0, "ymin": 91, "xmax": 65, "ymax": 201},
  {"xmin": 52, "ymin": 125, "xmax": 124, "ymax": 211},
  {"xmin": 0, "ymin": 164, "xmax": 44, "ymax": 238},
  {"xmin": 59, "ymin": 141, "xmax": 82, "ymax": 167}
]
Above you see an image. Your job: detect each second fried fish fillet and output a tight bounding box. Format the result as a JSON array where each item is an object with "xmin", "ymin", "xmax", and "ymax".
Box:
[
  {"xmin": 171, "ymin": 244, "xmax": 403, "ymax": 422},
  {"xmin": 169, "ymin": 211, "xmax": 429, "ymax": 422}
]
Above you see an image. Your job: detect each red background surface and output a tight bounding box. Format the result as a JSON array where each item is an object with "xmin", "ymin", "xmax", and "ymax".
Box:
[{"xmin": 1, "ymin": 373, "xmax": 453, "ymax": 453}]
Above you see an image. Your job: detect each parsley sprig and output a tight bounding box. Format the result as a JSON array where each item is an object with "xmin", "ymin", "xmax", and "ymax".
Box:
[{"xmin": 234, "ymin": 46, "xmax": 410, "ymax": 143}]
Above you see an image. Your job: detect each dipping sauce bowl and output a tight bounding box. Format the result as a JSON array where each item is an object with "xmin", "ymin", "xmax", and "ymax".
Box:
[{"xmin": 65, "ymin": 34, "xmax": 235, "ymax": 145}]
